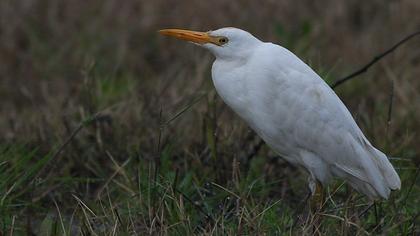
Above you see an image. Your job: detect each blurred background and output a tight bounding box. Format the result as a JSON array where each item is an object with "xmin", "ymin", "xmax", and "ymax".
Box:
[{"xmin": 0, "ymin": 0, "xmax": 419, "ymax": 234}]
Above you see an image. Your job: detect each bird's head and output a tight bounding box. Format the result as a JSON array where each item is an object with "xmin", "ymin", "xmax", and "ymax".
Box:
[{"xmin": 159, "ymin": 27, "xmax": 261, "ymax": 60}]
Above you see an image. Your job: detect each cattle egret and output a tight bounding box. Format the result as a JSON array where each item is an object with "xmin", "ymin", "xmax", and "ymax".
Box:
[{"xmin": 159, "ymin": 27, "xmax": 401, "ymax": 200}]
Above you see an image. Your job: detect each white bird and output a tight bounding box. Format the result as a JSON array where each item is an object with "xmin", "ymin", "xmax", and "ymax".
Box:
[{"xmin": 159, "ymin": 27, "xmax": 401, "ymax": 200}]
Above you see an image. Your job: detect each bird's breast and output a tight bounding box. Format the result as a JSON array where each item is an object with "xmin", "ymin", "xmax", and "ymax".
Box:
[
  {"xmin": 211, "ymin": 59, "xmax": 293, "ymax": 148},
  {"xmin": 211, "ymin": 60, "xmax": 250, "ymax": 113}
]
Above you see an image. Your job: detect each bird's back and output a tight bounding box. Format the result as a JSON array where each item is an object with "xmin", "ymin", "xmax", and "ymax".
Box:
[{"xmin": 211, "ymin": 42, "xmax": 401, "ymax": 199}]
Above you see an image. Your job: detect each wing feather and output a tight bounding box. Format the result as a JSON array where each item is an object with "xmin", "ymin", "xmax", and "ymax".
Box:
[{"xmin": 262, "ymin": 45, "xmax": 399, "ymax": 198}]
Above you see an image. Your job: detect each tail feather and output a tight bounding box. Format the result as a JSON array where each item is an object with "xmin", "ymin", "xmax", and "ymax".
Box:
[
  {"xmin": 344, "ymin": 138, "xmax": 401, "ymax": 199},
  {"xmin": 369, "ymin": 146, "xmax": 401, "ymax": 190}
]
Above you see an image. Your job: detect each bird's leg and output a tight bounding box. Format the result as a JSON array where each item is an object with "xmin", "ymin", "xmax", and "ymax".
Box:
[
  {"xmin": 307, "ymin": 181, "xmax": 324, "ymax": 234},
  {"xmin": 310, "ymin": 181, "xmax": 325, "ymax": 213}
]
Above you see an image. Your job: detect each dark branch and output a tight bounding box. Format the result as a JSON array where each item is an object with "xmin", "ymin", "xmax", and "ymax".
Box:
[
  {"xmin": 331, "ymin": 30, "xmax": 420, "ymax": 89},
  {"xmin": 386, "ymin": 79, "xmax": 394, "ymax": 137}
]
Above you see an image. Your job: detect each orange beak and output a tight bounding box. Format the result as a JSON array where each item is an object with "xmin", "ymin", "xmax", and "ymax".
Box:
[{"xmin": 159, "ymin": 29, "xmax": 215, "ymax": 45}]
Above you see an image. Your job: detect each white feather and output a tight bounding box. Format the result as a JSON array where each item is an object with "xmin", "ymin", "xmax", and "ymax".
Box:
[{"xmin": 207, "ymin": 27, "xmax": 401, "ymax": 199}]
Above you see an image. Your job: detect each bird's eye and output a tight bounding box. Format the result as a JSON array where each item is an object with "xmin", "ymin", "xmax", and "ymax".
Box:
[{"xmin": 218, "ymin": 37, "xmax": 228, "ymax": 45}]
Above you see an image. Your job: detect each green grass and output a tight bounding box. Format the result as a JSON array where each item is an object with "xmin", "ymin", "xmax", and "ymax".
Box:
[{"xmin": 0, "ymin": 118, "xmax": 418, "ymax": 235}]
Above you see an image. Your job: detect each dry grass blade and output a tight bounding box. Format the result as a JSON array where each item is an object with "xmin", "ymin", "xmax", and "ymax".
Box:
[
  {"xmin": 72, "ymin": 194, "xmax": 97, "ymax": 217},
  {"xmin": 318, "ymin": 213, "xmax": 370, "ymax": 235},
  {"xmin": 162, "ymin": 93, "xmax": 207, "ymax": 127},
  {"xmin": 174, "ymin": 187, "xmax": 216, "ymax": 224},
  {"xmin": 9, "ymin": 215, "xmax": 16, "ymax": 236},
  {"xmin": 94, "ymin": 152, "xmax": 131, "ymax": 200},
  {"xmin": 33, "ymin": 112, "xmax": 103, "ymax": 183},
  {"xmin": 210, "ymin": 182, "xmax": 241, "ymax": 199},
  {"xmin": 52, "ymin": 198, "xmax": 67, "ymax": 236},
  {"xmin": 254, "ymin": 199, "xmax": 282, "ymax": 220}
]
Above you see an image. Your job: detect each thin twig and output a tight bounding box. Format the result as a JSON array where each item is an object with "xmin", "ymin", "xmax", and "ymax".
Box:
[
  {"xmin": 386, "ymin": 79, "xmax": 395, "ymax": 138},
  {"xmin": 331, "ymin": 30, "xmax": 420, "ymax": 89},
  {"xmin": 358, "ymin": 203, "xmax": 375, "ymax": 218}
]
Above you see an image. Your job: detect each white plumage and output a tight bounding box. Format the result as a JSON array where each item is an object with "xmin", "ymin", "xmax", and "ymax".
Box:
[{"xmin": 160, "ymin": 27, "xmax": 401, "ymax": 199}]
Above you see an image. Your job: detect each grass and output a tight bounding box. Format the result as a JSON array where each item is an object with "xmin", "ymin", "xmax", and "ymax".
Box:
[
  {"xmin": 0, "ymin": 140, "xmax": 418, "ymax": 235},
  {"xmin": 1, "ymin": 0, "xmax": 420, "ymax": 235}
]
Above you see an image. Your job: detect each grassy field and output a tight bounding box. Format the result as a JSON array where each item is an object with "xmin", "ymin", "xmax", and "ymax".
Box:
[{"xmin": 1, "ymin": 0, "xmax": 419, "ymax": 235}]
